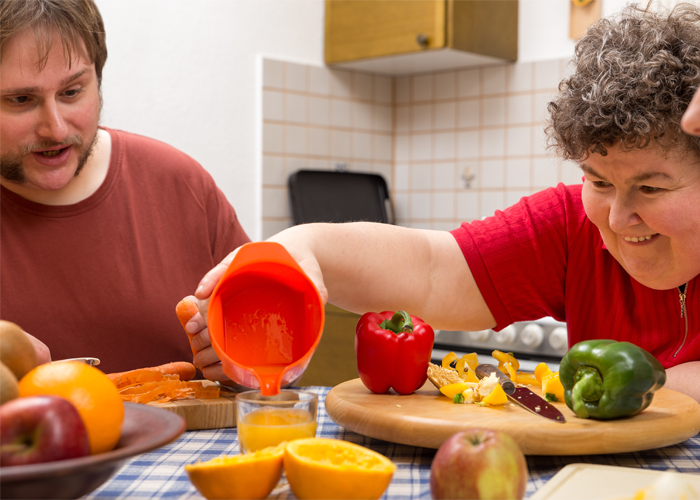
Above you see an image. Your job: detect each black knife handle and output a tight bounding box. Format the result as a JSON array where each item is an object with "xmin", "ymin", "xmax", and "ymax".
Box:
[{"xmin": 475, "ymin": 364, "xmax": 516, "ymax": 395}]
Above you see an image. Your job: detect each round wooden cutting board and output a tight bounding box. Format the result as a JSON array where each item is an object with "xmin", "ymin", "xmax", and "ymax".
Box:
[{"xmin": 325, "ymin": 379, "xmax": 700, "ymax": 455}]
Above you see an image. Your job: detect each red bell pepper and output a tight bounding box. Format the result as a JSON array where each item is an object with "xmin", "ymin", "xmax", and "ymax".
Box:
[{"xmin": 355, "ymin": 310, "xmax": 435, "ymax": 395}]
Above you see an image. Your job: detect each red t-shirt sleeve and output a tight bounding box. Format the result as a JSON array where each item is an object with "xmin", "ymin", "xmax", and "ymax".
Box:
[{"xmin": 450, "ymin": 184, "xmax": 586, "ymax": 330}]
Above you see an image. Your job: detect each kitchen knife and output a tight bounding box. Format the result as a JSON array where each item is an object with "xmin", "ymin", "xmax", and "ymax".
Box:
[{"xmin": 475, "ymin": 364, "xmax": 566, "ymax": 423}]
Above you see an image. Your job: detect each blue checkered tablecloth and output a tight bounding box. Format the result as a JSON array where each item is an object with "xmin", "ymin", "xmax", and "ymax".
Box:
[{"xmin": 85, "ymin": 386, "xmax": 700, "ymax": 500}]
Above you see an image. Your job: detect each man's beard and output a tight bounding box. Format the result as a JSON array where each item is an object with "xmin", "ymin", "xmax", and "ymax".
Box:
[{"xmin": 0, "ymin": 130, "xmax": 100, "ymax": 184}]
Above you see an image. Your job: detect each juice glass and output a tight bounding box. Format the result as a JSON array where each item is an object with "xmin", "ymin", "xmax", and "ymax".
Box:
[{"xmin": 236, "ymin": 389, "xmax": 318, "ymax": 454}]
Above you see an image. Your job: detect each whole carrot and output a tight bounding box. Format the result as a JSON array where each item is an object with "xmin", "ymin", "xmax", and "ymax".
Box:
[
  {"xmin": 151, "ymin": 361, "xmax": 197, "ymax": 381},
  {"xmin": 107, "ymin": 361, "xmax": 197, "ymax": 385},
  {"xmin": 176, "ymin": 298, "xmax": 200, "ymax": 354}
]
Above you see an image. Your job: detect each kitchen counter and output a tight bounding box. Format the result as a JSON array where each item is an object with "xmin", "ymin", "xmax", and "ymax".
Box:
[{"xmin": 85, "ymin": 386, "xmax": 700, "ymax": 499}]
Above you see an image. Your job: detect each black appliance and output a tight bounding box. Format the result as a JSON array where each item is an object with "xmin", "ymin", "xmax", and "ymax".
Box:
[{"xmin": 288, "ymin": 170, "xmax": 394, "ymax": 225}]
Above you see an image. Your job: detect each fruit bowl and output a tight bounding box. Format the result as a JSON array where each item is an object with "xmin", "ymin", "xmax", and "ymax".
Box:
[{"xmin": 0, "ymin": 402, "xmax": 186, "ymax": 499}]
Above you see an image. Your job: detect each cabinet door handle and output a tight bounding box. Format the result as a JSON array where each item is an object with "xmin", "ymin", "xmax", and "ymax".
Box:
[{"xmin": 416, "ymin": 33, "xmax": 429, "ymax": 48}]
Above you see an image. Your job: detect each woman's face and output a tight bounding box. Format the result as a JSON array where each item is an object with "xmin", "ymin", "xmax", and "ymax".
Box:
[
  {"xmin": 681, "ymin": 87, "xmax": 700, "ymax": 137},
  {"xmin": 581, "ymin": 144, "xmax": 700, "ymax": 290}
]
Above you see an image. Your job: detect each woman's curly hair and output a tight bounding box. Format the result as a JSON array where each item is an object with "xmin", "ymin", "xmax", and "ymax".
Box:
[{"xmin": 547, "ymin": 3, "xmax": 700, "ymax": 161}]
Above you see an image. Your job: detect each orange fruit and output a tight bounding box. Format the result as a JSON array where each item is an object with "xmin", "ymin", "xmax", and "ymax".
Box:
[
  {"xmin": 284, "ymin": 438, "xmax": 396, "ymax": 500},
  {"xmin": 184, "ymin": 444, "xmax": 284, "ymax": 500},
  {"xmin": 18, "ymin": 361, "xmax": 124, "ymax": 454}
]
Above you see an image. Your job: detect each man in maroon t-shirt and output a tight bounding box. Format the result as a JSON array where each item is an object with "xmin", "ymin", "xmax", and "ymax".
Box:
[{"xmin": 0, "ymin": 0, "xmax": 249, "ymax": 372}]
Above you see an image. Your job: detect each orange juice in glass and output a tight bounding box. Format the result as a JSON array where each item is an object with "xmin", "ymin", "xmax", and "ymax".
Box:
[{"xmin": 236, "ymin": 390, "xmax": 318, "ymax": 453}]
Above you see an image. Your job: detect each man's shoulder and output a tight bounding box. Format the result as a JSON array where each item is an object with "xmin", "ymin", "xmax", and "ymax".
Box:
[{"xmin": 106, "ymin": 127, "xmax": 205, "ymax": 172}]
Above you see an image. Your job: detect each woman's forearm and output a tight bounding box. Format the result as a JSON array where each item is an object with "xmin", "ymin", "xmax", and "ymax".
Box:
[
  {"xmin": 269, "ymin": 222, "xmax": 495, "ymax": 331},
  {"xmin": 665, "ymin": 362, "xmax": 700, "ymax": 403}
]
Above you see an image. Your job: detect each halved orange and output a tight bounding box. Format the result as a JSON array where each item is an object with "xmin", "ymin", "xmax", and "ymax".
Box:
[
  {"xmin": 284, "ymin": 438, "xmax": 396, "ymax": 500},
  {"xmin": 184, "ymin": 444, "xmax": 284, "ymax": 500}
]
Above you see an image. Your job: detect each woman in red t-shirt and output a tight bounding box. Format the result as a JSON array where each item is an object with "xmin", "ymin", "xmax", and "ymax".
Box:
[{"xmin": 188, "ymin": 5, "xmax": 700, "ymax": 403}]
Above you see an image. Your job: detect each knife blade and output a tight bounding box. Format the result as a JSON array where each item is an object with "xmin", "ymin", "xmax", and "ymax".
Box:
[{"xmin": 475, "ymin": 364, "xmax": 566, "ymax": 423}]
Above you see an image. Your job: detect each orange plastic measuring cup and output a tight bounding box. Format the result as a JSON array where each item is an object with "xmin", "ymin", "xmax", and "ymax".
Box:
[{"xmin": 207, "ymin": 241, "xmax": 325, "ymax": 396}]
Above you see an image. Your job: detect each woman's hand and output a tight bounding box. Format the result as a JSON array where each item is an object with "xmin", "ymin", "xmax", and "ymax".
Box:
[
  {"xmin": 191, "ymin": 226, "xmax": 328, "ymax": 383},
  {"xmin": 664, "ymin": 362, "xmax": 700, "ymax": 403},
  {"xmin": 195, "ymin": 227, "xmax": 328, "ymax": 307}
]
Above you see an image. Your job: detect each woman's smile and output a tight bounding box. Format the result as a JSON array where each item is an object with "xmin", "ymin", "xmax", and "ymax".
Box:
[
  {"xmin": 621, "ymin": 233, "xmax": 658, "ymax": 243},
  {"xmin": 581, "ymin": 144, "xmax": 700, "ymax": 290}
]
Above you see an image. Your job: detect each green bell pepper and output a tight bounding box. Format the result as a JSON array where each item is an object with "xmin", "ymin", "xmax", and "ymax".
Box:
[{"xmin": 559, "ymin": 340, "xmax": 666, "ymax": 420}]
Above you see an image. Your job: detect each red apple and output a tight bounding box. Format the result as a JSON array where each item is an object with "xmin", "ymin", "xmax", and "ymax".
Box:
[
  {"xmin": 0, "ymin": 395, "xmax": 90, "ymax": 466},
  {"xmin": 430, "ymin": 428, "xmax": 528, "ymax": 500}
]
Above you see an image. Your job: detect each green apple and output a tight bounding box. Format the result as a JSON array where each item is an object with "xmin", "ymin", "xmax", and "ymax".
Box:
[{"xmin": 430, "ymin": 428, "xmax": 528, "ymax": 499}]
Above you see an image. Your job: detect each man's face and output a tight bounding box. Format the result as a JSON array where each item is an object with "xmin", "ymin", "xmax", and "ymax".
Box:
[
  {"xmin": 581, "ymin": 144, "xmax": 700, "ymax": 290},
  {"xmin": 0, "ymin": 29, "xmax": 101, "ymax": 192}
]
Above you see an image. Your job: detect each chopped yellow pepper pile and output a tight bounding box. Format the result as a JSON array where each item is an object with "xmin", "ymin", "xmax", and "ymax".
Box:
[
  {"xmin": 437, "ymin": 352, "xmax": 507, "ymax": 406},
  {"xmin": 438, "ymin": 372, "xmax": 508, "ymax": 406},
  {"xmin": 434, "ymin": 350, "xmax": 565, "ymax": 405},
  {"xmin": 492, "ymin": 350, "xmax": 564, "ymax": 402}
]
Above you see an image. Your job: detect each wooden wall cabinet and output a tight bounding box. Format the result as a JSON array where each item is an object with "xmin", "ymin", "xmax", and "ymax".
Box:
[{"xmin": 325, "ymin": 0, "xmax": 518, "ymax": 75}]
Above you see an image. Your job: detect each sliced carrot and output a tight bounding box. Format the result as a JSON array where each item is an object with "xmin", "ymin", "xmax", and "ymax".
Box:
[
  {"xmin": 183, "ymin": 381, "xmax": 204, "ymax": 389},
  {"xmin": 176, "ymin": 299, "xmax": 200, "ymax": 355},
  {"xmin": 132, "ymin": 391, "xmax": 165, "ymax": 404},
  {"xmin": 193, "ymin": 386, "xmax": 220, "ymax": 399},
  {"xmin": 110, "ymin": 369, "xmax": 164, "ymax": 388},
  {"xmin": 108, "ymin": 361, "xmax": 217, "ymax": 404},
  {"xmin": 120, "ymin": 381, "xmax": 162, "ymax": 395}
]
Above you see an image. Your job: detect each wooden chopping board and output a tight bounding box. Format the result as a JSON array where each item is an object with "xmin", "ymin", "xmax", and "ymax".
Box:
[
  {"xmin": 146, "ymin": 380, "xmax": 237, "ymax": 431},
  {"xmin": 325, "ymin": 379, "xmax": 700, "ymax": 455}
]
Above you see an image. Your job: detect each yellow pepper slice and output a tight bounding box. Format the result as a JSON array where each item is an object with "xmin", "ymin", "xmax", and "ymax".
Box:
[
  {"xmin": 455, "ymin": 358, "xmax": 467, "ymax": 375},
  {"xmin": 482, "ymin": 383, "xmax": 508, "ymax": 406},
  {"xmin": 492, "ymin": 350, "xmax": 520, "ymax": 373},
  {"xmin": 439, "ymin": 382, "xmax": 469, "ymax": 398},
  {"xmin": 514, "ymin": 372, "xmax": 540, "ymax": 386},
  {"xmin": 534, "ymin": 362, "xmax": 552, "ymax": 383},
  {"xmin": 442, "ymin": 352, "xmax": 458, "ymax": 370},
  {"xmin": 542, "ymin": 371, "xmax": 565, "ymax": 402},
  {"xmin": 462, "ymin": 352, "xmax": 479, "ymax": 371},
  {"xmin": 464, "ymin": 367, "xmax": 479, "ymax": 383},
  {"xmin": 504, "ymin": 362, "xmax": 518, "ymax": 381},
  {"xmin": 454, "ymin": 359, "xmax": 479, "ymax": 382}
]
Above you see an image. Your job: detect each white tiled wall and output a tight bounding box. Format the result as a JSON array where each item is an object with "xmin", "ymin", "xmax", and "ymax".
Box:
[
  {"xmin": 261, "ymin": 57, "xmax": 581, "ymax": 238},
  {"xmin": 261, "ymin": 59, "xmax": 393, "ymax": 239},
  {"xmin": 392, "ymin": 59, "xmax": 583, "ymax": 229}
]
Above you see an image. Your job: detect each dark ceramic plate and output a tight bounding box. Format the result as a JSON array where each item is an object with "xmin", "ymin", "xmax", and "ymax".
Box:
[{"xmin": 0, "ymin": 402, "xmax": 185, "ymax": 499}]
